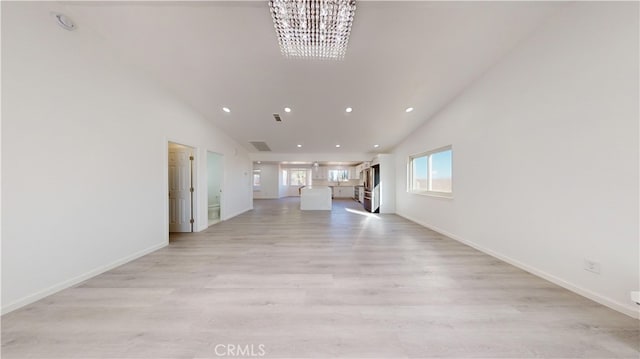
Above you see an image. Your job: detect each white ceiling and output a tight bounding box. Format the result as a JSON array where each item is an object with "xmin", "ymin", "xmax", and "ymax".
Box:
[{"xmin": 63, "ymin": 1, "xmax": 563, "ymax": 157}]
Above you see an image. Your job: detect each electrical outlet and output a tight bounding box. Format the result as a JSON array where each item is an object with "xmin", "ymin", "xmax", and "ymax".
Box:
[{"xmin": 584, "ymin": 259, "xmax": 601, "ymax": 274}]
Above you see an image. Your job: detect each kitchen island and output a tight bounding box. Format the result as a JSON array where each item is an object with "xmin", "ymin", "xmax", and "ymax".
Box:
[{"xmin": 300, "ymin": 186, "xmax": 332, "ymax": 210}]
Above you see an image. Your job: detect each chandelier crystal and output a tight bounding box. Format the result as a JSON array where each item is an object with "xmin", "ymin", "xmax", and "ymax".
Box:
[{"xmin": 269, "ymin": 0, "xmax": 357, "ymax": 60}]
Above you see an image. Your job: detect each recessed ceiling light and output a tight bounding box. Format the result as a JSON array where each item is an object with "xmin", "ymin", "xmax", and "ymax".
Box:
[
  {"xmin": 345, "ymin": 107, "xmax": 353, "ymax": 113},
  {"xmin": 335, "ymin": 144, "xmax": 341, "ymax": 148},
  {"xmin": 257, "ymin": 161, "xmax": 261, "ymax": 164},
  {"xmin": 405, "ymin": 107, "xmax": 414, "ymax": 113},
  {"xmin": 222, "ymin": 107, "xmax": 231, "ymax": 113},
  {"xmin": 52, "ymin": 12, "xmax": 76, "ymax": 31},
  {"xmin": 297, "ymin": 144, "xmax": 302, "ymax": 148},
  {"xmin": 284, "ymin": 107, "xmax": 292, "ymax": 113},
  {"xmin": 374, "ymin": 144, "xmax": 380, "ymax": 148}
]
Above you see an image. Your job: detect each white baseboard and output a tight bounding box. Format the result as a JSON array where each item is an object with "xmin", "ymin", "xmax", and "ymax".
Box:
[
  {"xmin": 201, "ymin": 206, "xmax": 252, "ymax": 228},
  {"xmin": 396, "ymin": 212, "xmax": 640, "ymax": 320},
  {"xmin": 221, "ymin": 206, "xmax": 252, "ymax": 222},
  {"xmin": 1, "ymin": 241, "xmax": 168, "ymax": 315}
]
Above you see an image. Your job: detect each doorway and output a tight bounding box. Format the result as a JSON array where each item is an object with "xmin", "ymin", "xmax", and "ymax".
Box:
[
  {"xmin": 168, "ymin": 142, "xmax": 196, "ymax": 232},
  {"xmin": 207, "ymin": 151, "xmax": 224, "ymax": 226}
]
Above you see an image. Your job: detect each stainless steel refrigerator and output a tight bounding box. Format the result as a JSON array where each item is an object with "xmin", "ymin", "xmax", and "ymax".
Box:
[{"xmin": 363, "ymin": 165, "xmax": 380, "ymax": 213}]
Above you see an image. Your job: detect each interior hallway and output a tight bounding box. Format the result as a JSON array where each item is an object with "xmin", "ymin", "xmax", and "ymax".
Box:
[{"xmin": 2, "ymin": 198, "xmax": 638, "ymax": 358}]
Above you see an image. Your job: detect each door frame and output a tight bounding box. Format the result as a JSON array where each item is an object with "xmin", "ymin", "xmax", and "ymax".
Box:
[
  {"xmin": 164, "ymin": 139, "xmax": 199, "ymax": 240},
  {"xmin": 206, "ymin": 150, "xmax": 225, "ymax": 227}
]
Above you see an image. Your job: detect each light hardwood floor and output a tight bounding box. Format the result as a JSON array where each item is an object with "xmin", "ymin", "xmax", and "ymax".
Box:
[{"xmin": 2, "ymin": 198, "xmax": 639, "ymax": 358}]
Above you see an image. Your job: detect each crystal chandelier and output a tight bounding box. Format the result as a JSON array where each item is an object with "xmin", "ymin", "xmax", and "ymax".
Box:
[{"xmin": 269, "ymin": 0, "xmax": 357, "ymax": 60}]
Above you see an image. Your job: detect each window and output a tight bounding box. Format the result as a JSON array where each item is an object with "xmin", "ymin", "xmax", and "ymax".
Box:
[
  {"xmin": 409, "ymin": 146, "xmax": 452, "ymax": 196},
  {"xmin": 289, "ymin": 169, "xmax": 308, "ymax": 186},
  {"xmin": 282, "ymin": 170, "xmax": 288, "ymax": 186},
  {"xmin": 328, "ymin": 169, "xmax": 349, "ymax": 182},
  {"xmin": 253, "ymin": 170, "xmax": 261, "ymax": 188}
]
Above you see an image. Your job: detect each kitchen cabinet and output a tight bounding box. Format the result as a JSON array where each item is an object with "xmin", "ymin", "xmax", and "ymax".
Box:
[
  {"xmin": 312, "ymin": 166, "xmax": 326, "ymax": 180},
  {"xmin": 332, "ymin": 186, "xmax": 354, "ymax": 198},
  {"xmin": 350, "ymin": 166, "xmax": 358, "ymax": 180},
  {"xmin": 354, "ymin": 162, "xmax": 370, "ymax": 180}
]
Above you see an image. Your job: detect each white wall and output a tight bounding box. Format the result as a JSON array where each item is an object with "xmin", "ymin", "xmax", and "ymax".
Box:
[
  {"xmin": 394, "ymin": 2, "xmax": 639, "ymax": 317},
  {"xmin": 252, "ymin": 163, "xmax": 280, "ymax": 199},
  {"xmin": 1, "ymin": 2, "xmax": 253, "ymax": 314}
]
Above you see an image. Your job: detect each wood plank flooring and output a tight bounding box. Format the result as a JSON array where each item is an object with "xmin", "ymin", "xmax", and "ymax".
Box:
[{"xmin": 2, "ymin": 198, "xmax": 639, "ymax": 358}]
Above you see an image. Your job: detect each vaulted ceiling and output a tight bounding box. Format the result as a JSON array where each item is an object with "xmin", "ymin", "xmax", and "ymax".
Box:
[{"xmin": 64, "ymin": 1, "xmax": 563, "ymax": 158}]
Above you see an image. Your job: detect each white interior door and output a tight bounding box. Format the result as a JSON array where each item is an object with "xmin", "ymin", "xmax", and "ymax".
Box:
[{"xmin": 169, "ymin": 143, "xmax": 194, "ymax": 232}]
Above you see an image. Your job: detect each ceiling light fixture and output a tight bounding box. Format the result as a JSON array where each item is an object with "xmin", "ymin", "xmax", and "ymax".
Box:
[
  {"xmin": 269, "ymin": 0, "xmax": 357, "ymax": 60},
  {"xmin": 297, "ymin": 144, "xmax": 302, "ymax": 148},
  {"xmin": 405, "ymin": 107, "xmax": 414, "ymax": 113},
  {"xmin": 335, "ymin": 144, "xmax": 341, "ymax": 148},
  {"xmin": 345, "ymin": 107, "xmax": 353, "ymax": 113},
  {"xmin": 284, "ymin": 107, "xmax": 292, "ymax": 113},
  {"xmin": 52, "ymin": 12, "xmax": 76, "ymax": 31},
  {"xmin": 222, "ymin": 107, "xmax": 231, "ymax": 113},
  {"xmin": 374, "ymin": 144, "xmax": 380, "ymax": 148}
]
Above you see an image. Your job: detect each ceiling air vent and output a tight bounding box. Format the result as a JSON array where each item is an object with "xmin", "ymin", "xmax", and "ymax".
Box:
[
  {"xmin": 250, "ymin": 141, "xmax": 272, "ymax": 152},
  {"xmin": 273, "ymin": 113, "xmax": 282, "ymax": 122}
]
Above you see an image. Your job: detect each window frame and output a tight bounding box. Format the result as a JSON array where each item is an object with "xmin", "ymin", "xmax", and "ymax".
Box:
[
  {"xmin": 408, "ymin": 145, "xmax": 453, "ymax": 198},
  {"xmin": 327, "ymin": 169, "xmax": 349, "ymax": 182},
  {"xmin": 288, "ymin": 168, "xmax": 308, "ymax": 186}
]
